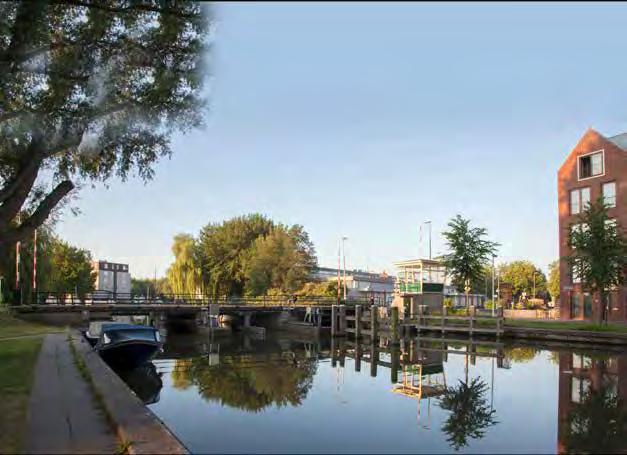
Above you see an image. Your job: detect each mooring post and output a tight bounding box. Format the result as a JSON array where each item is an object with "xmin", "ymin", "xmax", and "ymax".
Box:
[
  {"xmin": 331, "ymin": 305, "xmax": 338, "ymax": 336},
  {"xmin": 371, "ymin": 305, "xmax": 379, "ymax": 341},
  {"xmin": 390, "ymin": 345, "xmax": 400, "ymax": 384},
  {"xmin": 469, "ymin": 305, "xmax": 475, "ymax": 336},
  {"xmin": 370, "ymin": 344, "xmax": 378, "ymax": 378},
  {"xmin": 497, "ymin": 306, "xmax": 504, "ymax": 338},
  {"xmin": 391, "ymin": 306, "xmax": 399, "ymax": 345},
  {"xmin": 355, "ymin": 342, "xmax": 362, "ymax": 372},
  {"xmin": 339, "ymin": 305, "xmax": 346, "ymax": 336},
  {"xmin": 441, "ymin": 305, "xmax": 447, "ymax": 335},
  {"xmin": 355, "ymin": 305, "xmax": 362, "ymax": 339},
  {"xmin": 331, "ymin": 336, "xmax": 337, "ymax": 368},
  {"xmin": 339, "ymin": 338, "xmax": 346, "ymax": 368}
]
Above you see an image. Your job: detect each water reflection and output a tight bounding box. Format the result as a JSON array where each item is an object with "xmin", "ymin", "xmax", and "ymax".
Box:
[
  {"xmin": 558, "ymin": 352, "xmax": 627, "ymax": 454},
  {"xmin": 114, "ymin": 362, "xmax": 163, "ymax": 404},
  {"xmin": 116, "ymin": 333, "xmax": 627, "ymax": 454}
]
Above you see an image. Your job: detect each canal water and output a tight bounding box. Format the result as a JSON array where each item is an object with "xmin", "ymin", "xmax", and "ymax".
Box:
[{"xmin": 117, "ymin": 332, "xmax": 626, "ymax": 454}]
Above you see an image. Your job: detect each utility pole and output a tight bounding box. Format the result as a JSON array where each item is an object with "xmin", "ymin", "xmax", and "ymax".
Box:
[
  {"xmin": 533, "ymin": 271, "xmax": 536, "ymax": 299},
  {"xmin": 342, "ymin": 236, "xmax": 348, "ymax": 301},
  {"xmin": 33, "ymin": 229, "xmax": 37, "ymax": 299},
  {"xmin": 491, "ymin": 255, "xmax": 496, "ymax": 317},
  {"xmin": 15, "ymin": 213, "xmax": 21, "ymax": 305}
]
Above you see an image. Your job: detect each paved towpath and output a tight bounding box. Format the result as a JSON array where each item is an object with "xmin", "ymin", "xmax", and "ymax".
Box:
[{"xmin": 26, "ymin": 333, "xmax": 117, "ymax": 454}]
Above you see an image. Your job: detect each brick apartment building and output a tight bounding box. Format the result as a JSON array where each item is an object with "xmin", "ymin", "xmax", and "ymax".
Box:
[{"xmin": 557, "ymin": 129, "xmax": 627, "ymax": 322}]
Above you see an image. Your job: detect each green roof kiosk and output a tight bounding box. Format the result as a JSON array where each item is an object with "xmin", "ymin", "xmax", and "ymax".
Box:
[{"xmin": 392, "ymin": 259, "xmax": 446, "ymax": 319}]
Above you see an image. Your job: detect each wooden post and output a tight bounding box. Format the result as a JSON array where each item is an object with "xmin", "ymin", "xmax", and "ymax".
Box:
[
  {"xmin": 355, "ymin": 305, "xmax": 362, "ymax": 339},
  {"xmin": 339, "ymin": 305, "xmax": 346, "ymax": 336},
  {"xmin": 469, "ymin": 305, "xmax": 475, "ymax": 336},
  {"xmin": 339, "ymin": 338, "xmax": 346, "ymax": 368},
  {"xmin": 370, "ymin": 344, "xmax": 378, "ymax": 377},
  {"xmin": 390, "ymin": 345, "xmax": 400, "ymax": 383},
  {"xmin": 391, "ymin": 306, "xmax": 399, "ymax": 345},
  {"xmin": 355, "ymin": 342, "xmax": 362, "ymax": 372},
  {"xmin": 331, "ymin": 305, "xmax": 338, "ymax": 336},
  {"xmin": 497, "ymin": 306, "xmax": 504, "ymax": 338},
  {"xmin": 371, "ymin": 305, "xmax": 379, "ymax": 340},
  {"xmin": 441, "ymin": 305, "xmax": 447, "ymax": 335}
]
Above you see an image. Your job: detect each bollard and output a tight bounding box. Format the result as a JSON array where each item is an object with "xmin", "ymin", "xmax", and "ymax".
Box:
[
  {"xmin": 371, "ymin": 305, "xmax": 379, "ymax": 340},
  {"xmin": 355, "ymin": 305, "xmax": 362, "ymax": 339},
  {"xmin": 391, "ymin": 306, "xmax": 399, "ymax": 345},
  {"xmin": 339, "ymin": 305, "xmax": 346, "ymax": 336}
]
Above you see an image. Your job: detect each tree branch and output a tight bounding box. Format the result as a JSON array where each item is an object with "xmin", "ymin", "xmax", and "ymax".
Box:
[
  {"xmin": 53, "ymin": 0, "xmax": 199, "ymax": 20},
  {"xmin": 0, "ymin": 180, "xmax": 74, "ymax": 246}
]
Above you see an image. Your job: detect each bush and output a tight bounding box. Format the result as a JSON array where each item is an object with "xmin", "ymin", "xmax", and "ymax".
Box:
[{"xmin": 443, "ymin": 298, "xmax": 454, "ymax": 309}]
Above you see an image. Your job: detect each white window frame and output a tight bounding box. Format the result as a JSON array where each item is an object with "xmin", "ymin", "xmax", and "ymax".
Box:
[
  {"xmin": 577, "ymin": 149, "xmax": 605, "ymax": 181},
  {"xmin": 570, "ymin": 187, "xmax": 590, "ymax": 215},
  {"xmin": 602, "ymin": 181, "xmax": 616, "ymax": 208}
]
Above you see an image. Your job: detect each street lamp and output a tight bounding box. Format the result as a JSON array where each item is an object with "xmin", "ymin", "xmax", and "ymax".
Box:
[
  {"xmin": 491, "ymin": 254, "xmax": 496, "ymax": 317},
  {"xmin": 341, "ymin": 236, "xmax": 348, "ymax": 301},
  {"xmin": 423, "ymin": 220, "xmax": 432, "ymax": 260}
]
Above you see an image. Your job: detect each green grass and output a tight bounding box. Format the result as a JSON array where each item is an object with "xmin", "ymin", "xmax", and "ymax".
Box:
[
  {"xmin": 505, "ymin": 318, "xmax": 627, "ymax": 333},
  {"xmin": 0, "ymin": 310, "xmax": 63, "ymax": 453},
  {"xmin": 0, "ymin": 309, "xmax": 64, "ymax": 339},
  {"xmin": 0, "ymin": 336, "xmax": 43, "ymax": 453}
]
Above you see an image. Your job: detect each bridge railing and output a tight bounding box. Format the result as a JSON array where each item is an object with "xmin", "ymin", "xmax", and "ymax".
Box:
[{"xmin": 30, "ymin": 291, "xmax": 372, "ymax": 307}]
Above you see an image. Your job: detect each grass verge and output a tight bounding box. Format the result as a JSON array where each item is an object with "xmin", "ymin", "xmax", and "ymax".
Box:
[
  {"xmin": 0, "ymin": 310, "xmax": 61, "ymax": 453},
  {"xmin": 0, "ymin": 336, "xmax": 43, "ymax": 453},
  {"xmin": 505, "ymin": 318, "xmax": 627, "ymax": 334},
  {"xmin": 0, "ymin": 309, "xmax": 64, "ymax": 339}
]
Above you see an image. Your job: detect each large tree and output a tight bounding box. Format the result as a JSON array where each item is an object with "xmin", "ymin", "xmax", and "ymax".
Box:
[
  {"xmin": 197, "ymin": 214, "xmax": 275, "ymax": 297},
  {"xmin": 568, "ymin": 197, "xmax": 627, "ymax": 324},
  {"xmin": 46, "ymin": 239, "xmax": 95, "ymax": 297},
  {"xmin": 498, "ymin": 260, "xmax": 547, "ymax": 302},
  {"xmin": 0, "ymin": 1, "xmax": 210, "ymax": 256},
  {"xmin": 442, "ymin": 215, "xmax": 498, "ymax": 308},
  {"xmin": 167, "ymin": 233, "xmax": 201, "ymax": 296},
  {"xmin": 245, "ymin": 224, "xmax": 317, "ymax": 296}
]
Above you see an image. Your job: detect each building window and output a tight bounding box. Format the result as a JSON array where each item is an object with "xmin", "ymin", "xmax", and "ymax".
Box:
[
  {"xmin": 602, "ymin": 182, "xmax": 616, "ymax": 208},
  {"xmin": 572, "ymin": 265, "xmax": 581, "ymax": 284},
  {"xmin": 570, "ymin": 187, "xmax": 590, "ymax": 214},
  {"xmin": 579, "ymin": 151, "xmax": 604, "ymax": 179}
]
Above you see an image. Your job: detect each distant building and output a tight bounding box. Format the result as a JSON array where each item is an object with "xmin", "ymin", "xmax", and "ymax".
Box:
[
  {"xmin": 557, "ymin": 129, "xmax": 626, "ymax": 322},
  {"xmin": 392, "ymin": 259, "xmax": 447, "ymax": 315},
  {"xmin": 92, "ymin": 260, "xmax": 131, "ymax": 296},
  {"xmin": 313, "ymin": 266, "xmax": 395, "ymax": 304}
]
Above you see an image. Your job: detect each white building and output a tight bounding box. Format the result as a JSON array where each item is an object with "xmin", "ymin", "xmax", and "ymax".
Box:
[
  {"xmin": 92, "ymin": 260, "xmax": 131, "ymax": 296},
  {"xmin": 313, "ymin": 267, "xmax": 395, "ymax": 304}
]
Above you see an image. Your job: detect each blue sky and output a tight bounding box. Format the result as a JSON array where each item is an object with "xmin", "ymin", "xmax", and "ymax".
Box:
[{"xmin": 57, "ymin": 2, "xmax": 627, "ymax": 278}]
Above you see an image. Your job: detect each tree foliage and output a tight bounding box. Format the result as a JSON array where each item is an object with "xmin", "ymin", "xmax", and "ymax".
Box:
[
  {"xmin": 568, "ymin": 197, "xmax": 627, "ymax": 323},
  {"xmin": 45, "ymin": 238, "xmax": 95, "ymax": 296},
  {"xmin": 547, "ymin": 260, "xmax": 560, "ymax": 302},
  {"xmin": 167, "ymin": 233, "xmax": 201, "ymax": 296},
  {"xmin": 498, "ymin": 260, "xmax": 547, "ymax": 302},
  {"xmin": 442, "ymin": 215, "xmax": 498, "ymax": 297},
  {"xmin": 245, "ymin": 225, "xmax": 317, "ymax": 296},
  {"xmin": 0, "ymin": 1, "xmax": 210, "ymax": 252},
  {"xmin": 438, "ymin": 377, "xmax": 498, "ymax": 451},
  {"xmin": 564, "ymin": 378, "xmax": 626, "ymax": 453},
  {"xmin": 163, "ymin": 214, "xmax": 318, "ymax": 298}
]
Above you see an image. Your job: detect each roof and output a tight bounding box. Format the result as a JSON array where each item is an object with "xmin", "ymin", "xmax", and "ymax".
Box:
[
  {"xmin": 608, "ymin": 132, "xmax": 627, "ymax": 150},
  {"xmin": 393, "ymin": 258, "xmax": 445, "ymax": 268}
]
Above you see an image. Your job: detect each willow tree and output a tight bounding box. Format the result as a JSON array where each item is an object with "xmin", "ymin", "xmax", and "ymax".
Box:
[
  {"xmin": 0, "ymin": 1, "xmax": 210, "ymax": 258},
  {"xmin": 167, "ymin": 233, "xmax": 201, "ymax": 296}
]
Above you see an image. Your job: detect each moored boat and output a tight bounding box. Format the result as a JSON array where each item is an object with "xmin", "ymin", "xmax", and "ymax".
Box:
[{"xmin": 94, "ymin": 323, "xmax": 162, "ymax": 367}]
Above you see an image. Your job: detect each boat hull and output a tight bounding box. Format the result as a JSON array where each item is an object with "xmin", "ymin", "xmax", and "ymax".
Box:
[{"xmin": 98, "ymin": 341, "xmax": 160, "ymax": 368}]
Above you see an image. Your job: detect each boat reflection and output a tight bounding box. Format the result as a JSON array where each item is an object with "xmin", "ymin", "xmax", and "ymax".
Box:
[{"xmin": 114, "ymin": 362, "xmax": 163, "ymax": 405}]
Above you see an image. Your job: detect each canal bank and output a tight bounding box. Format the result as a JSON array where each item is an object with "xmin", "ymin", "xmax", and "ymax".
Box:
[{"xmin": 26, "ymin": 331, "xmax": 187, "ymax": 454}]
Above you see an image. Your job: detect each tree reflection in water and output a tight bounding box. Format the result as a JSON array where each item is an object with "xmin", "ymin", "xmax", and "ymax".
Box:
[
  {"xmin": 564, "ymin": 380, "xmax": 626, "ymax": 454},
  {"xmin": 438, "ymin": 377, "xmax": 498, "ymax": 450},
  {"xmin": 171, "ymin": 352, "xmax": 317, "ymax": 412}
]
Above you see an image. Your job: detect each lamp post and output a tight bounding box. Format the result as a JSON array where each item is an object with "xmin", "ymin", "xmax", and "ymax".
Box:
[
  {"xmin": 341, "ymin": 236, "xmax": 348, "ymax": 301},
  {"xmin": 424, "ymin": 220, "xmax": 432, "ymax": 260},
  {"xmin": 491, "ymin": 255, "xmax": 496, "ymax": 317}
]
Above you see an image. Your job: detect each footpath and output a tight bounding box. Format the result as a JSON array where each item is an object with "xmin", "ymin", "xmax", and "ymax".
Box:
[{"xmin": 26, "ymin": 333, "xmax": 117, "ymax": 454}]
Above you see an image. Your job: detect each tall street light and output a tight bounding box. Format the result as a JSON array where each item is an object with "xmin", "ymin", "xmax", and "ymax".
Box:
[
  {"xmin": 423, "ymin": 220, "xmax": 432, "ymax": 260},
  {"xmin": 342, "ymin": 236, "xmax": 348, "ymax": 301},
  {"xmin": 491, "ymin": 254, "xmax": 496, "ymax": 317}
]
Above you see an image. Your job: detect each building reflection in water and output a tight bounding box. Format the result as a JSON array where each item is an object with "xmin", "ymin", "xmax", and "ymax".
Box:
[{"xmin": 557, "ymin": 351, "xmax": 627, "ymax": 454}]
